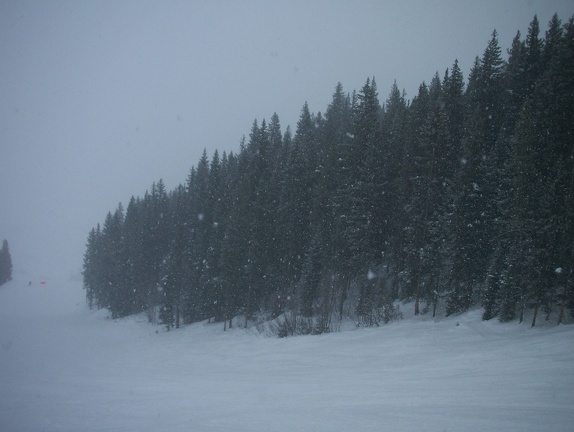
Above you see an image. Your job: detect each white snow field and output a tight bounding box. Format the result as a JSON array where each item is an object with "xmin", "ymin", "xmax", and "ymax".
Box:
[{"xmin": 1, "ymin": 277, "xmax": 573, "ymax": 432}]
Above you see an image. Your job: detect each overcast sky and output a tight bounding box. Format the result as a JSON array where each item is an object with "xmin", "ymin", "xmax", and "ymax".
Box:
[{"xmin": 1, "ymin": 0, "xmax": 573, "ymax": 283}]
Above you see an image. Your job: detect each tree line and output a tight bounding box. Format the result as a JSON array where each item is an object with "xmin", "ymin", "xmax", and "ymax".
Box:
[{"xmin": 83, "ymin": 14, "xmax": 574, "ymax": 333}]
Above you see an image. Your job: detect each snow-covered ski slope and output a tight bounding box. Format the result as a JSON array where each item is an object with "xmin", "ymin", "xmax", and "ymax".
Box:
[{"xmin": 1, "ymin": 277, "xmax": 573, "ymax": 432}]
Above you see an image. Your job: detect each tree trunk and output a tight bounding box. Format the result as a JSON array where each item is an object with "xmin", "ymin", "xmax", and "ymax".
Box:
[
  {"xmin": 531, "ymin": 303, "xmax": 539, "ymax": 328},
  {"xmin": 557, "ymin": 302, "xmax": 564, "ymax": 325},
  {"xmin": 519, "ymin": 296, "xmax": 525, "ymax": 324},
  {"xmin": 339, "ymin": 279, "xmax": 349, "ymax": 321},
  {"xmin": 414, "ymin": 274, "xmax": 420, "ymax": 316},
  {"xmin": 244, "ymin": 285, "xmax": 252, "ymax": 328},
  {"xmin": 413, "ymin": 269, "xmax": 420, "ymax": 315}
]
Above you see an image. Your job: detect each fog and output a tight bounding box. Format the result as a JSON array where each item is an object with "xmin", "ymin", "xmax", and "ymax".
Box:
[{"xmin": 1, "ymin": 0, "xmax": 572, "ymax": 282}]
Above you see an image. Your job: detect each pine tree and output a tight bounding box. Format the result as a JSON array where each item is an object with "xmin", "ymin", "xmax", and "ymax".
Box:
[
  {"xmin": 316, "ymin": 83, "xmax": 354, "ymax": 321},
  {"xmin": 240, "ymin": 119, "xmax": 278, "ymax": 321},
  {"xmin": 340, "ymin": 78, "xmax": 387, "ymax": 323},
  {"xmin": 442, "ymin": 60, "xmax": 465, "ymax": 151},
  {"xmin": 447, "ymin": 31, "xmax": 505, "ymax": 315},
  {"xmin": 277, "ymin": 108, "xmax": 316, "ymax": 301},
  {"xmin": 159, "ymin": 185, "xmax": 188, "ymax": 330},
  {"xmin": 185, "ymin": 152, "xmax": 212, "ymax": 322},
  {"xmin": 382, "ymin": 80, "xmax": 409, "ymax": 288},
  {"xmin": 97, "ymin": 205, "xmax": 126, "ymax": 318},
  {"xmin": 0, "ymin": 239, "xmax": 13, "ymax": 286},
  {"xmin": 82, "ymin": 228, "xmax": 98, "ymax": 308},
  {"xmin": 344, "ymin": 78, "xmax": 384, "ymax": 276},
  {"xmin": 123, "ymin": 196, "xmax": 145, "ymax": 314},
  {"xmin": 400, "ymin": 74, "xmax": 452, "ymax": 315},
  {"xmin": 524, "ymin": 16, "xmax": 544, "ymax": 90},
  {"xmin": 542, "ymin": 14, "xmax": 564, "ymax": 65}
]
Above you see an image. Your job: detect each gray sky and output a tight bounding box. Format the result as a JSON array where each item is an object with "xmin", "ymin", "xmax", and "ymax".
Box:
[{"xmin": 1, "ymin": 0, "xmax": 573, "ymax": 283}]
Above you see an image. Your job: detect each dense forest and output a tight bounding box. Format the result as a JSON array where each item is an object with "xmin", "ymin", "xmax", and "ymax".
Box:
[{"xmin": 83, "ymin": 14, "xmax": 574, "ymax": 334}]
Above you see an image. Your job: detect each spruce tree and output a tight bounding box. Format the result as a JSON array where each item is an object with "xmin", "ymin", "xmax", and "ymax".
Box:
[
  {"xmin": 123, "ymin": 196, "xmax": 146, "ymax": 314},
  {"xmin": 317, "ymin": 83, "xmax": 354, "ymax": 321},
  {"xmin": 447, "ymin": 31, "xmax": 505, "ymax": 315},
  {"xmin": 344, "ymin": 78, "xmax": 384, "ymax": 275},
  {"xmin": 0, "ymin": 239, "xmax": 13, "ymax": 286},
  {"xmin": 382, "ymin": 80, "xmax": 408, "ymax": 290},
  {"xmin": 98, "ymin": 206, "xmax": 125, "ymax": 318}
]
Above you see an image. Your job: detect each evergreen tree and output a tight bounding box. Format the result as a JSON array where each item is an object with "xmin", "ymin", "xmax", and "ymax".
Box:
[
  {"xmin": 139, "ymin": 181, "xmax": 170, "ymax": 321},
  {"xmin": 97, "ymin": 205, "xmax": 126, "ymax": 318},
  {"xmin": 343, "ymin": 78, "xmax": 384, "ymax": 276},
  {"xmin": 0, "ymin": 239, "xmax": 13, "ymax": 286},
  {"xmin": 524, "ymin": 15, "xmax": 544, "ymax": 89},
  {"xmin": 442, "ymin": 60, "xmax": 465, "ymax": 151},
  {"xmin": 341, "ymin": 78, "xmax": 387, "ymax": 323},
  {"xmin": 123, "ymin": 196, "xmax": 146, "ymax": 314},
  {"xmin": 83, "ymin": 224, "xmax": 105, "ymax": 309},
  {"xmin": 543, "ymin": 14, "xmax": 564, "ymax": 65},
  {"xmin": 217, "ymin": 151, "xmax": 241, "ymax": 329},
  {"xmin": 382, "ymin": 81, "xmax": 408, "ymax": 287},
  {"xmin": 316, "ymin": 83, "xmax": 354, "ymax": 322},
  {"xmin": 159, "ymin": 185, "xmax": 188, "ymax": 330},
  {"xmin": 185, "ymin": 152, "xmax": 212, "ymax": 322},
  {"xmin": 277, "ymin": 108, "xmax": 316, "ymax": 303},
  {"xmin": 447, "ymin": 30, "xmax": 505, "ymax": 315}
]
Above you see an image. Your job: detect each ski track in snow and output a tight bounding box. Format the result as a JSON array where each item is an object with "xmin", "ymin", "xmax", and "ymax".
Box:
[{"xmin": 1, "ymin": 278, "xmax": 573, "ymax": 432}]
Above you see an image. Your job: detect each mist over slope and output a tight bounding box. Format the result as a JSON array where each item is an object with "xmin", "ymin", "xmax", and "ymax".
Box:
[{"xmin": 1, "ymin": 277, "xmax": 573, "ymax": 431}]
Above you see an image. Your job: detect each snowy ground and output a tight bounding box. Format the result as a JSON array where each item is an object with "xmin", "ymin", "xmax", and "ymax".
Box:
[{"xmin": 1, "ymin": 277, "xmax": 573, "ymax": 432}]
